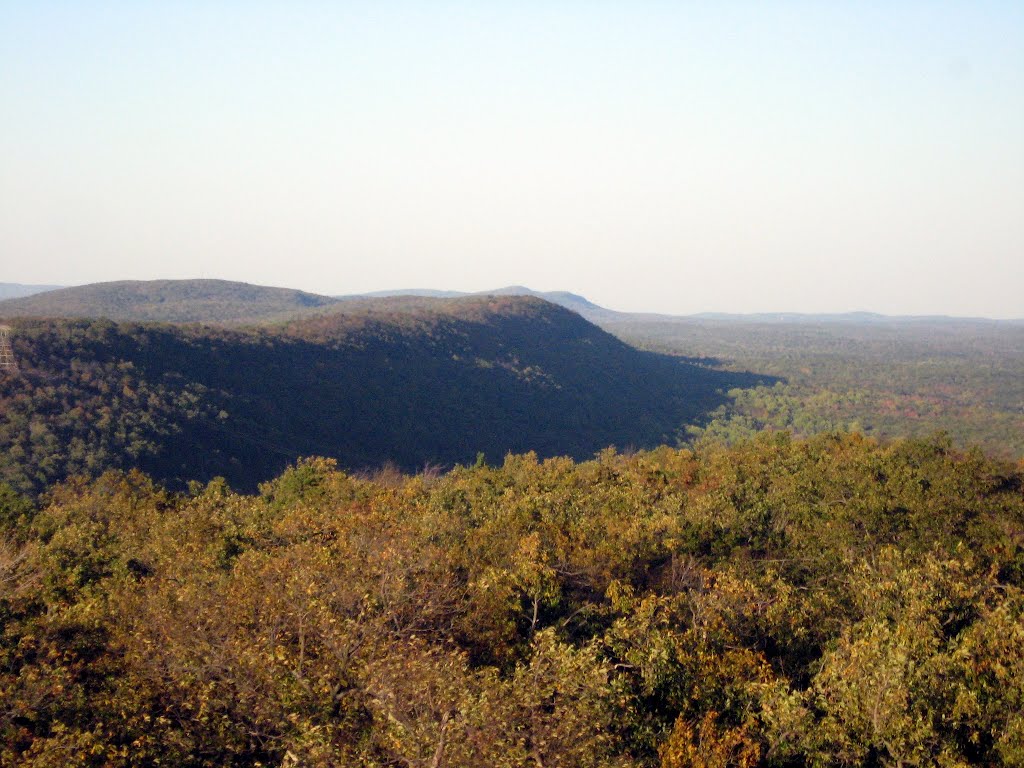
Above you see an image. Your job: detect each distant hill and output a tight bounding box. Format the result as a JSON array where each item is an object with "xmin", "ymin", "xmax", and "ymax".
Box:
[
  {"xmin": 480, "ymin": 286, "xmax": 606, "ymax": 316},
  {"xmin": 0, "ymin": 280, "xmax": 609, "ymax": 327},
  {"xmin": 349, "ymin": 290, "xmax": 1024, "ymax": 327},
  {"xmin": 4, "ymin": 278, "xmax": 1018, "ymax": 327},
  {"xmin": 343, "ymin": 286, "xmax": 613, "ymax": 319},
  {"xmin": 0, "ymin": 296, "xmax": 768, "ymax": 494},
  {"xmin": 353, "ymin": 288, "xmax": 468, "ymax": 299},
  {"xmin": 0, "ymin": 282, "xmax": 63, "ymax": 300},
  {"xmin": 0, "ymin": 279, "xmax": 341, "ymax": 324}
]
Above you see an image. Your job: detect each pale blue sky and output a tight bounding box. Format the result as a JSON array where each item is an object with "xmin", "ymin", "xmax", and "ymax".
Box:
[{"xmin": 2, "ymin": 2, "xmax": 1022, "ymax": 317}]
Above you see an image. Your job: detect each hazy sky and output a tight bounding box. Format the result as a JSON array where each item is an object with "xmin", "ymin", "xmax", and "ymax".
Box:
[{"xmin": 2, "ymin": 2, "xmax": 1022, "ymax": 317}]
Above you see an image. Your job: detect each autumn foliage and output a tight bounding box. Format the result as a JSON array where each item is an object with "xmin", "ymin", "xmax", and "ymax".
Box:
[{"xmin": 1, "ymin": 432, "xmax": 1022, "ymax": 766}]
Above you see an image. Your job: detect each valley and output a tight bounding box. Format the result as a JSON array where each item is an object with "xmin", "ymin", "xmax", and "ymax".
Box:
[
  {"xmin": 2, "ymin": 279, "xmax": 1018, "ymax": 494},
  {"xmin": 1, "ymin": 280, "xmax": 1022, "ymax": 766}
]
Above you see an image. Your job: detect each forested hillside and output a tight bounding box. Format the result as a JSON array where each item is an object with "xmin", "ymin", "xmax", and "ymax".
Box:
[
  {"xmin": 345, "ymin": 286, "xmax": 603, "ymax": 317},
  {"xmin": 2, "ymin": 433, "xmax": 1022, "ymax": 766},
  {"xmin": 0, "ymin": 297, "xmax": 764, "ymax": 495},
  {"xmin": 0, "ymin": 280, "xmax": 340, "ymax": 324},
  {"xmin": 3, "ymin": 278, "xmax": 1021, "ymax": 470},
  {"xmin": 0, "ymin": 280, "xmax": 606, "ymax": 325}
]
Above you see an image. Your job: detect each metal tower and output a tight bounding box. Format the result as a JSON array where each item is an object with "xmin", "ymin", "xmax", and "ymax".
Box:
[{"xmin": 0, "ymin": 325, "xmax": 18, "ymax": 373}]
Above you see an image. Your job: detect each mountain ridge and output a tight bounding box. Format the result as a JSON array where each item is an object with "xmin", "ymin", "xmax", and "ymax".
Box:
[
  {"xmin": 2, "ymin": 278, "xmax": 1019, "ymax": 325},
  {"xmin": 0, "ymin": 295, "xmax": 767, "ymax": 494},
  {"xmin": 0, "ymin": 279, "xmax": 339, "ymax": 324}
]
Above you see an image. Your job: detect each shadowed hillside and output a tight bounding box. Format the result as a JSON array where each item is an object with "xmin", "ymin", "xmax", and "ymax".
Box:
[
  {"xmin": 0, "ymin": 279, "xmax": 340, "ymax": 324},
  {"xmin": 0, "ymin": 296, "xmax": 771, "ymax": 494},
  {"xmin": 5, "ymin": 278, "xmax": 1019, "ymax": 459}
]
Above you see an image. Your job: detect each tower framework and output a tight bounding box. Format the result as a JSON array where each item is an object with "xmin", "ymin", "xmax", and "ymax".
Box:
[{"xmin": 0, "ymin": 325, "xmax": 18, "ymax": 373}]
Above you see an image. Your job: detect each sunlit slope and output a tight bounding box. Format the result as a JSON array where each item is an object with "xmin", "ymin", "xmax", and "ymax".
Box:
[{"xmin": 0, "ymin": 279, "xmax": 340, "ymax": 324}]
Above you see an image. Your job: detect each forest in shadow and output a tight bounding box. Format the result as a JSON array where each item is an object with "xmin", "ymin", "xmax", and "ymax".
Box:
[{"xmin": 0, "ymin": 298, "xmax": 776, "ymax": 495}]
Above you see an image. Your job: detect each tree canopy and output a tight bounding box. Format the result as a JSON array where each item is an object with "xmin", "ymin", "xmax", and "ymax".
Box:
[{"xmin": 2, "ymin": 433, "xmax": 1022, "ymax": 766}]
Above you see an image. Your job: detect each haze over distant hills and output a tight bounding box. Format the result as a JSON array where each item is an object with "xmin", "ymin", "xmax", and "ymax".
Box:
[
  {"xmin": 2, "ymin": 279, "xmax": 1018, "ymax": 325},
  {"xmin": 686, "ymin": 311, "xmax": 1024, "ymax": 325},
  {"xmin": 343, "ymin": 287, "xmax": 1024, "ymax": 326},
  {"xmin": 0, "ymin": 280, "xmax": 604, "ymax": 325},
  {"xmin": 0, "ymin": 282, "xmax": 63, "ymax": 300},
  {"xmin": 0, "ymin": 280, "xmax": 621, "ymax": 325}
]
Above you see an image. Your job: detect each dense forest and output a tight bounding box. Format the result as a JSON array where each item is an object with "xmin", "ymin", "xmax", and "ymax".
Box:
[
  {"xmin": 1, "ymin": 281, "xmax": 1023, "ymax": 765},
  {"xmin": 2, "ymin": 433, "xmax": 1022, "ymax": 766},
  {"xmin": 4, "ymin": 279, "xmax": 1019, "ymax": 462},
  {"xmin": 0, "ymin": 297, "xmax": 765, "ymax": 495},
  {"xmin": 602, "ymin": 317, "xmax": 1024, "ymax": 459}
]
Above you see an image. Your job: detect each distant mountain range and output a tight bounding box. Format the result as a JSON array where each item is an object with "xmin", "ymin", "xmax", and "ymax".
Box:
[
  {"xmin": 2, "ymin": 279, "xmax": 1019, "ymax": 325},
  {"xmin": 0, "ymin": 281, "xmax": 600, "ymax": 324}
]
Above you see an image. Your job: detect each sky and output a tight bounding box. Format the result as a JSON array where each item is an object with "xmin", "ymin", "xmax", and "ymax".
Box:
[{"xmin": 1, "ymin": 2, "xmax": 1022, "ymax": 318}]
